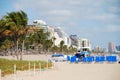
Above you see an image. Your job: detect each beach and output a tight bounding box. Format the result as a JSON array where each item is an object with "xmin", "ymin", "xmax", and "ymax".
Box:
[
  {"xmin": 1, "ymin": 55, "xmax": 120, "ymax": 80},
  {"xmin": 0, "ymin": 54, "xmax": 51, "ymax": 61}
]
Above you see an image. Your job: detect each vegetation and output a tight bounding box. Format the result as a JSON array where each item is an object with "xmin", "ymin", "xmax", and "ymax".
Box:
[
  {"xmin": 0, "ymin": 10, "xmax": 28, "ymax": 59},
  {"xmin": 0, "ymin": 58, "xmax": 52, "ymax": 76},
  {"xmin": 0, "ymin": 10, "xmax": 77, "ymax": 58}
]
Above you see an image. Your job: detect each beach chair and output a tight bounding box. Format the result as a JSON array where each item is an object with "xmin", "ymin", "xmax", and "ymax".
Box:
[
  {"xmin": 106, "ymin": 56, "xmax": 117, "ymax": 63},
  {"xmin": 87, "ymin": 56, "xmax": 94, "ymax": 63},
  {"xmin": 76, "ymin": 57, "xmax": 80, "ymax": 63},
  {"xmin": 106, "ymin": 56, "xmax": 112, "ymax": 62},
  {"xmin": 73, "ymin": 56, "xmax": 76, "ymax": 62},
  {"xmin": 95, "ymin": 56, "xmax": 100, "ymax": 62},
  {"xmin": 106, "ymin": 56, "xmax": 109, "ymax": 62},
  {"xmin": 70, "ymin": 56, "xmax": 76, "ymax": 63},
  {"xmin": 112, "ymin": 56, "xmax": 117, "ymax": 62},
  {"xmin": 86, "ymin": 57, "xmax": 89, "ymax": 62},
  {"xmin": 67, "ymin": 56, "xmax": 71, "ymax": 61},
  {"xmin": 82, "ymin": 57, "xmax": 87, "ymax": 63},
  {"xmin": 91, "ymin": 56, "xmax": 94, "ymax": 62},
  {"xmin": 70, "ymin": 56, "xmax": 74, "ymax": 63},
  {"xmin": 82, "ymin": 56, "xmax": 94, "ymax": 63},
  {"xmin": 99, "ymin": 56, "xmax": 105, "ymax": 62}
]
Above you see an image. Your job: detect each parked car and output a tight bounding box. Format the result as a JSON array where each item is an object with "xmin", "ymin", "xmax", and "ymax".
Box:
[{"xmin": 49, "ymin": 54, "xmax": 67, "ymax": 62}]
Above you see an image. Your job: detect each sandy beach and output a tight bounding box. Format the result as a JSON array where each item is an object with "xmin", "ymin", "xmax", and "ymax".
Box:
[
  {"xmin": 0, "ymin": 54, "xmax": 51, "ymax": 61},
  {"xmin": 1, "ymin": 55, "xmax": 120, "ymax": 80}
]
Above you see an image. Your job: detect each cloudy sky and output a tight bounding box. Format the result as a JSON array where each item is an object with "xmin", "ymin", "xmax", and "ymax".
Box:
[{"xmin": 0, "ymin": 0, "xmax": 120, "ymax": 49}]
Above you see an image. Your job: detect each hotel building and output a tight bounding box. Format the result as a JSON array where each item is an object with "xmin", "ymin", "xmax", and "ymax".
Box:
[
  {"xmin": 28, "ymin": 20, "xmax": 71, "ymax": 48},
  {"xmin": 108, "ymin": 42, "xmax": 116, "ymax": 53},
  {"xmin": 77, "ymin": 38, "xmax": 91, "ymax": 51}
]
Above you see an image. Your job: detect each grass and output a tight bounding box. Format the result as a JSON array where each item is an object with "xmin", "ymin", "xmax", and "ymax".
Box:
[{"xmin": 0, "ymin": 58, "xmax": 52, "ymax": 76}]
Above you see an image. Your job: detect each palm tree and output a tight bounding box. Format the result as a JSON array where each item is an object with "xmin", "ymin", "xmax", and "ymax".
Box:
[
  {"xmin": 68, "ymin": 45, "xmax": 77, "ymax": 53},
  {"xmin": 1, "ymin": 10, "xmax": 28, "ymax": 60},
  {"xmin": 60, "ymin": 40, "xmax": 64, "ymax": 53},
  {"xmin": 0, "ymin": 20, "xmax": 6, "ymax": 37},
  {"xmin": 0, "ymin": 18, "xmax": 14, "ymax": 54},
  {"xmin": 26, "ymin": 29, "xmax": 51, "ymax": 54},
  {"xmin": 51, "ymin": 37, "xmax": 56, "ymax": 46},
  {"xmin": 63, "ymin": 45, "xmax": 68, "ymax": 53},
  {"xmin": 44, "ymin": 39, "xmax": 53, "ymax": 53},
  {"xmin": 17, "ymin": 11, "xmax": 28, "ymax": 60}
]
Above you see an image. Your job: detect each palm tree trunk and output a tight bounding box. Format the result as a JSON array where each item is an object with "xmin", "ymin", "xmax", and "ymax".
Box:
[
  {"xmin": 15, "ymin": 40, "xmax": 19, "ymax": 60},
  {"xmin": 20, "ymin": 40, "xmax": 24, "ymax": 60}
]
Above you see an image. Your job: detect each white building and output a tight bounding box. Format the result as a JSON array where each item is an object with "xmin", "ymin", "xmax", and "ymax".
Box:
[
  {"xmin": 33, "ymin": 20, "xmax": 46, "ymax": 26},
  {"xmin": 54, "ymin": 32, "xmax": 63, "ymax": 46},
  {"xmin": 32, "ymin": 19, "xmax": 48, "ymax": 31},
  {"xmin": 77, "ymin": 38, "xmax": 91, "ymax": 51},
  {"xmin": 32, "ymin": 20, "xmax": 71, "ymax": 48},
  {"xmin": 54, "ymin": 27, "xmax": 71, "ymax": 47},
  {"xmin": 70, "ymin": 35, "xmax": 78, "ymax": 47},
  {"xmin": 94, "ymin": 46, "xmax": 106, "ymax": 53},
  {"xmin": 108, "ymin": 42, "xmax": 116, "ymax": 53},
  {"xmin": 47, "ymin": 26, "xmax": 55, "ymax": 39}
]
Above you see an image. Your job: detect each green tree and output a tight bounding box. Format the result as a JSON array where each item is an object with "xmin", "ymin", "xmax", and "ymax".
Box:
[
  {"xmin": 63, "ymin": 45, "xmax": 68, "ymax": 53},
  {"xmin": 25, "ymin": 29, "xmax": 51, "ymax": 54},
  {"xmin": 68, "ymin": 45, "xmax": 77, "ymax": 54},
  {"xmin": 44, "ymin": 39, "xmax": 53, "ymax": 53},
  {"xmin": 60, "ymin": 40, "xmax": 64, "ymax": 53},
  {"xmin": 1, "ymin": 10, "xmax": 28, "ymax": 60},
  {"xmin": 17, "ymin": 10, "xmax": 28, "ymax": 60},
  {"xmin": 0, "ymin": 18, "xmax": 14, "ymax": 53},
  {"xmin": 51, "ymin": 45, "xmax": 59, "ymax": 53}
]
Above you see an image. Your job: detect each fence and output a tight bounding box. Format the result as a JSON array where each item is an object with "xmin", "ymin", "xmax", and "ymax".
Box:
[
  {"xmin": 0, "ymin": 61, "xmax": 56, "ymax": 80},
  {"xmin": 0, "ymin": 69, "xmax": 1, "ymax": 80}
]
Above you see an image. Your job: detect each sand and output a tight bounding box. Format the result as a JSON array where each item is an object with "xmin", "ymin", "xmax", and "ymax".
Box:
[
  {"xmin": 1, "ymin": 55, "xmax": 120, "ymax": 80},
  {"xmin": 0, "ymin": 54, "xmax": 50, "ymax": 61}
]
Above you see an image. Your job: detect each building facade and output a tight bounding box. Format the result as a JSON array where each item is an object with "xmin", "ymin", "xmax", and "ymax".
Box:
[
  {"xmin": 116, "ymin": 45, "xmax": 120, "ymax": 51},
  {"xmin": 69, "ymin": 35, "xmax": 78, "ymax": 48},
  {"xmin": 31, "ymin": 20, "xmax": 72, "ymax": 48},
  {"xmin": 108, "ymin": 42, "xmax": 116, "ymax": 53},
  {"xmin": 94, "ymin": 46, "xmax": 105, "ymax": 53},
  {"xmin": 77, "ymin": 38, "xmax": 91, "ymax": 51},
  {"xmin": 54, "ymin": 27, "xmax": 71, "ymax": 47}
]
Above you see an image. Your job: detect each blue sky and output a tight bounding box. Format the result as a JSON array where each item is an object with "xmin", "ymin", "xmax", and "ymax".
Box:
[{"xmin": 0, "ymin": 0, "xmax": 120, "ymax": 49}]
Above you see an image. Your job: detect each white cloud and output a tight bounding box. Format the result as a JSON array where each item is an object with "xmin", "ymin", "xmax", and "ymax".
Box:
[
  {"xmin": 108, "ymin": 6, "xmax": 120, "ymax": 15},
  {"xmin": 86, "ymin": 13, "xmax": 117, "ymax": 21},
  {"xmin": 12, "ymin": 0, "xmax": 120, "ymax": 33},
  {"xmin": 86, "ymin": 25, "xmax": 120, "ymax": 33},
  {"xmin": 105, "ymin": 25, "xmax": 120, "ymax": 32},
  {"xmin": 69, "ymin": 0, "xmax": 88, "ymax": 5},
  {"xmin": 68, "ymin": 0, "xmax": 97, "ymax": 6},
  {"xmin": 47, "ymin": 10, "xmax": 72, "ymax": 17},
  {"xmin": 109, "ymin": 6, "xmax": 118, "ymax": 12}
]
